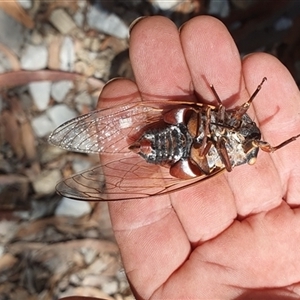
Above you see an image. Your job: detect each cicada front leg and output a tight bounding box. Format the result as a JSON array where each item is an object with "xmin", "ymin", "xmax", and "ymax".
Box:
[
  {"xmin": 234, "ymin": 77, "xmax": 267, "ymax": 120},
  {"xmin": 253, "ymin": 134, "xmax": 300, "ymax": 153},
  {"xmin": 210, "ymin": 84, "xmax": 226, "ymax": 125}
]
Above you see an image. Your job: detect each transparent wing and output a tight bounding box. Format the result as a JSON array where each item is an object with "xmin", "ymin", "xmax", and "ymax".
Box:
[
  {"xmin": 55, "ymin": 153, "xmax": 225, "ymax": 201},
  {"xmin": 48, "ymin": 101, "xmax": 164, "ymax": 154},
  {"xmin": 49, "ymin": 100, "xmax": 223, "ymax": 201}
]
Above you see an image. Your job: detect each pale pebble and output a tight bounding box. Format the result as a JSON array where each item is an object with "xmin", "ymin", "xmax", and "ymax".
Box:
[
  {"xmin": 31, "ymin": 113, "xmax": 54, "ymax": 137},
  {"xmin": 20, "ymin": 44, "xmax": 48, "ymax": 70},
  {"xmin": 55, "ymin": 197, "xmax": 91, "ymax": 217},
  {"xmin": 47, "ymin": 104, "xmax": 77, "ymax": 127},
  {"xmin": 51, "ymin": 80, "xmax": 74, "ymax": 102},
  {"xmin": 28, "ymin": 81, "xmax": 51, "ymax": 111}
]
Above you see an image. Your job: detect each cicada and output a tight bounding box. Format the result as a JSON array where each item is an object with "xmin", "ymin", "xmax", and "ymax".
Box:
[{"xmin": 48, "ymin": 78, "xmax": 300, "ymax": 201}]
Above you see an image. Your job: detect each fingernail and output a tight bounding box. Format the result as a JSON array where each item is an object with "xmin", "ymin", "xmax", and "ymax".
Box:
[
  {"xmin": 178, "ymin": 21, "xmax": 187, "ymax": 33},
  {"xmin": 129, "ymin": 16, "xmax": 148, "ymax": 35},
  {"xmin": 104, "ymin": 77, "xmax": 123, "ymax": 86}
]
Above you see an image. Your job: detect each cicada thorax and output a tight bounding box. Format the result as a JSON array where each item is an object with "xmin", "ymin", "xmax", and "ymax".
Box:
[{"xmin": 129, "ymin": 103, "xmax": 262, "ymax": 180}]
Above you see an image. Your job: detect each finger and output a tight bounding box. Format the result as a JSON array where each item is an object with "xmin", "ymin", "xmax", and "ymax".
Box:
[
  {"xmin": 129, "ymin": 16, "xmax": 194, "ymax": 101},
  {"xmin": 180, "ymin": 16, "xmax": 244, "ymax": 106},
  {"xmin": 97, "ymin": 78, "xmax": 191, "ymax": 299},
  {"xmin": 222, "ymin": 54, "xmax": 283, "ymax": 215},
  {"xmin": 225, "ymin": 53, "xmax": 300, "ymax": 215},
  {"xmin": 243, "ymin": 53, "xmax": 300, "ymax": 145},
  {"xmin": 242, "ymin": 53, "xmax": 300, "ymax": 205},
  {"xmin": 169, "ymin": 16, "xmax": 239, "ymax": 242}
]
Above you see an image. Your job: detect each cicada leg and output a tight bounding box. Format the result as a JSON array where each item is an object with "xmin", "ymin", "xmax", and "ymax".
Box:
[
  {"xmin": 234, "ymin": 77, "xmax": 267, "ymax": 120},
  {"xmin": 216, "ymin": 138, "xmax": 232, "ymax": 172},
  {"xmin": 199, "ymin": 106, "xmax": 212, "ymax": 155},
  {"xmin": 254, "ymin": 133, "xmax": 300, "ymax": 152},
  {"xmin": 210, "ymin": 84, "xmax": 226, "ymax": 124},
  {"xmin": 190, "ymin": 140, "xmax": 213, "ymax": 175}
]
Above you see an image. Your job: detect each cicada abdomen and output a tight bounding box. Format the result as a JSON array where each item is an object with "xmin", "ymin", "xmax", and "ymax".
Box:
[
  {"xmin": 48, "ymin": 78, "xmax": 300, "ymax": 201},
  {"xmin": 129, "ymin": 103, "xmax": 261, "ymax": 180}
]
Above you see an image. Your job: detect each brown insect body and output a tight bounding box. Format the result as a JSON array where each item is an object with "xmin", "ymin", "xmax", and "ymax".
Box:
[
  {"xmin": 48, "ymin": 78, "xmax": 300, "ymax": 201},
  {"xmin": 129, "ymin": 105, "xmax": 261, "ymax": 179}
]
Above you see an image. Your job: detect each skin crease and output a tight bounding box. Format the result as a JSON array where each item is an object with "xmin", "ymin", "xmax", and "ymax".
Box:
[{"xmin": 61, "ymin": 16, "xmax": 300, "ymax": 300}]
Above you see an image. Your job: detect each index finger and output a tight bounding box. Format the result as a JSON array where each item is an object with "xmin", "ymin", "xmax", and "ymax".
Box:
[
  {"xmin": 180, "ymin": 16, "xmax": 244, "ymax": 106},
  {"xmin": 129, "ymin": 16, "xmax": 194, "ymax": 101},
  {"xmin": 102, "ymin": 16, "xmax": 193, "ymax": 298}
]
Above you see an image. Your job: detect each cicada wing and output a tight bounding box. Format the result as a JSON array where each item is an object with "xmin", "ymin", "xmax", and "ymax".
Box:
[
  {"xmin": 48, "ymin": 101, "xmax": 164, "ymax": 154},
  {"xmin": 56, "ymin": 154, "xmax": 225, "ymax": 201}
]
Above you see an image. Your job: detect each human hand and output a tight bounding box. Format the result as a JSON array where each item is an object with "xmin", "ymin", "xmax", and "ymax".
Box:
[{"xmin": 63, "ymin": 15, "xmax": 300, "ymax": 300}]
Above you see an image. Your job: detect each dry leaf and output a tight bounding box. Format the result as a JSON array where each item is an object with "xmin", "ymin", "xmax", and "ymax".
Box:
[
  {"xmin": 0, "ymin": 43, "xmax": 21, "ymax": 71},
  {"xmin": 1, "ymin": 109, "xmax": 24, "ymax": 159},
  {"xmin": 0, "ymin": 0, "xmax": 34, "ymax": 29}
]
